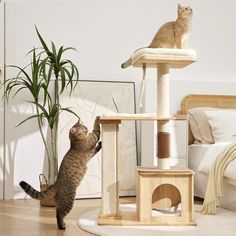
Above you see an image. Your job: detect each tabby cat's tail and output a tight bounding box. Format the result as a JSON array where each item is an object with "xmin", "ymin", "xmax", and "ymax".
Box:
[{"xmin": 19, "ymin": 181, "xmax": 56, "ymax": 200}]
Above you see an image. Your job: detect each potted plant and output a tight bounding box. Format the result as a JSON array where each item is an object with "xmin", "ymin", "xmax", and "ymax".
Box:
[{"xmin": 3, "ymin": 26, "xmax": 79, "ymax": 192}]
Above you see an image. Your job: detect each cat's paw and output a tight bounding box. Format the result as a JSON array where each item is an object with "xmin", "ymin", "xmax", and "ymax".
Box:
[
  {"xmin": 57, "ymin": 212, "xmax": 66, "ymax": 230},
  {"xmin": 96, "ymin": 141, "xmax": 102, "ymax": 151},
  {"xmin": 58, "ymin": 224, "xmax": 66, "ymax": 230},
  {"xmin": 57, "ymin": 219, "xmax": 66, "ymax": 230}
]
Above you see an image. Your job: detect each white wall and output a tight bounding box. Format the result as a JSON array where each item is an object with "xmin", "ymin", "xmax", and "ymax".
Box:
[
  {"xmin": 8, "ymin": 0, "xmax": 236, "ymax": 84},
  {"xmin": 0, "ymin": 1, "xmax": 5, "ymax": 199},
  {"xmin": 2, "ymin": 0, "xmax": 236, "ymax": 198},
  {"xmin": 144, "ymin": 79, "xmax": 236, "ymax": 114}
]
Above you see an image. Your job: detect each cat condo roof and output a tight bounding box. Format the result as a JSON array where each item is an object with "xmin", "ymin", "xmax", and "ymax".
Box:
[{"xmin": 126, "ymin": 48, "xmax": 196, "ymax": 68}]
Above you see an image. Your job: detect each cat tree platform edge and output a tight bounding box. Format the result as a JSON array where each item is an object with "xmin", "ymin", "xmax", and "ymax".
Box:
[
  {"xmin": 100, "ymin": 113, "xmax": 187, "ymax": 123},
  {"xmin": 123, "ymin": 48, "xmax": 196, "ymax": 69}
]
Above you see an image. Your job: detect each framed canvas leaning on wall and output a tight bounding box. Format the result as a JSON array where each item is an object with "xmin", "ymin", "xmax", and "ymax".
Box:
[{"xmin": 58, "ymin": 80, "xmax": 137, "ymax": 198}]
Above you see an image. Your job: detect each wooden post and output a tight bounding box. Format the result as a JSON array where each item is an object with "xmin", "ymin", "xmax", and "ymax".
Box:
[
  {"xmin": 157, "ymin": 64, "xmax": 170, "ymax": 169},
  {"xmin": 157, "ymin": 64, "xmax": 169, "ymax": 117},
  {"xmin": 100, "ymin": 120, "xmax": 121, "ymax": 217}
]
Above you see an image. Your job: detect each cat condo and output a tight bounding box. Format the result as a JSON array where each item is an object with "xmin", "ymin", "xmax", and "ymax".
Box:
[{"xmin": 98, "ymin": 47, "xmax": 197, "ymax": 226}]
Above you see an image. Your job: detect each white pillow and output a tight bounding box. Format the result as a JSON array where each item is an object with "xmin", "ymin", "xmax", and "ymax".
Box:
[{"xmin": 204, "ymin": 110, "xmax": 236, "ymax": 142}]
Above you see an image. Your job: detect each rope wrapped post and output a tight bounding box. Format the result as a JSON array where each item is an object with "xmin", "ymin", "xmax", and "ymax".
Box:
[
  {"xmin": 122, "ymin": 48, "xmax": 196, "ymax": 169},
  {"xmin": 157, "ymin": 63, "xmax": 170, "ymax": 169}
]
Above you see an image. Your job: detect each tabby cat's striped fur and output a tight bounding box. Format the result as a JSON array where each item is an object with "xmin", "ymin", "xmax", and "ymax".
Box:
[{"xmin": 19, "ymin": 117, "xmax": 101, "ymax": 230}]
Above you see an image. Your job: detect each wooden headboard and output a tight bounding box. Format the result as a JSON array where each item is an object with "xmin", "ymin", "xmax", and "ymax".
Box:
[{"xmin": 179, "ymin": 94, "xmax": 236, "ymax": 144}]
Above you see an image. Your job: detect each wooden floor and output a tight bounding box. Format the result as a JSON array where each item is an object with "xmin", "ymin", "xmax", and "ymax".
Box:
[{"xmin": 0, "ymin": 197, "xmax": 136, "ymax": 236}]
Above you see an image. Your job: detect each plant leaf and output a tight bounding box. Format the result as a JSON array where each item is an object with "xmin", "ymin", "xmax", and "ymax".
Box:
[
  {"xmin": 35, "ymin": 26, "xmax": 50, "ymax": 54},
  {"xmin": 61, "ymin": 107, "xmax": 80, "ymax": 119},
  {"xmin": 16, "ymin": 114, "xmax": 41, "ymax": 127}
]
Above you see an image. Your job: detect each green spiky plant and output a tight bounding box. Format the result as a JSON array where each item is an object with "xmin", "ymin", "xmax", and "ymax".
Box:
[{"xmin": 3, "ymin": 27, "xmax": 79, "ymax": 183}]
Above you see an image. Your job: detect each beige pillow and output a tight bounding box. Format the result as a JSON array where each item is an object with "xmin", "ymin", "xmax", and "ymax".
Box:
[{"xmin": 187, "ymin": 107, "xmax": 216, "ymax": 144}]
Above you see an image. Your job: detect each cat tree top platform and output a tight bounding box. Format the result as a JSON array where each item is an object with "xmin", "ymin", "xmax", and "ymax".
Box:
[
  {"xmin": 100, "ymin": 113, "xmax": 186, "ymax": 123},
  {"xmin": 123, "ymin": 48, "xmax": 196, "ymax": 68}
]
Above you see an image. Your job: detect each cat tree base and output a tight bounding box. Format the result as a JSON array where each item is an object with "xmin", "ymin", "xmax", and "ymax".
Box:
[
  {"xmin": 99, "ymin": 114, "xmax": 186, "ymax": 221},
  {"xmin": 98, "ymin": 167, "xmax": 196, "ymax": 226}
]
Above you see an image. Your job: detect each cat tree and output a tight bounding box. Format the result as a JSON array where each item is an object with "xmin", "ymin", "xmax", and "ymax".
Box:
[{"xmin": 98, "ymin": 48, "xmax": 196, "ymax": 226}]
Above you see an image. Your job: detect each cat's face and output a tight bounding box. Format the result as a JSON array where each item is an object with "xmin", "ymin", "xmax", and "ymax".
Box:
[
  {"xmin": 69, "ymin": 120, "xmax": 88, "ymax": 141},
  {"xmin": 178, "ymin": 4, "xmax": 192, "ymax": 18}
]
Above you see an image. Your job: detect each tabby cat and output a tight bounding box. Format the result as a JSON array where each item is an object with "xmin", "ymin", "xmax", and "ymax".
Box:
[
  {"xmin": 19, "ymin": 116, "xmax": 101, "ymax": 230},
  {"xmin": 121, "ymin": 4, "xmax": 193, "ymax": 68}
]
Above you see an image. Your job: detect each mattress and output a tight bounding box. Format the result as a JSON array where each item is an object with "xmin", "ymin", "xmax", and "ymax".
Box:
[
  {"xmin": 188, "ymin": 144, "xmax": 211, "ymax": 198},
  {"xmin": 188, "ymin": 144, "xmax": 236, "ymax": 211}
]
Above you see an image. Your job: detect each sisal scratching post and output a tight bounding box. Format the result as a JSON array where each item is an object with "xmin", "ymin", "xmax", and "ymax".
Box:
[
  {"xmin": 122, "ymin": 48, "xmax": 196, "ymax": 169},
  {"xmin": 157, "ymin": 64, "xmax": 170, "ymax": 117},
  {"xmin": 157, "ymin": 64, "xmax": 170, "ymax": 169}
]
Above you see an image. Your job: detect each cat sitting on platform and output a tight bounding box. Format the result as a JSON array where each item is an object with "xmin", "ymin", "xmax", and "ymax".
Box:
[{"xmin": 121, "ymin": 4, "xmax": 192, "ymax": 68}]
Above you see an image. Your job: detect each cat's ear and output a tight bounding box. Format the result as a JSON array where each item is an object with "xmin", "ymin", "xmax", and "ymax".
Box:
[
  {"xmin": 178, "ymin": 3, "xmax": 183, "ymax": 9},
  {"xmin": 70, "ymin": 127, "xmax": 77, "ymax": 134}
]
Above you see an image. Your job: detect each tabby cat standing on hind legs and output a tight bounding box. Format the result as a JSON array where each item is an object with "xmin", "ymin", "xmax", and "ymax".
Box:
[
  {"xmin": 121, "ymin": 4, "xmax": 193, "ymax": 68},
  {"xmin": 19, "ymin": 116, "xmax": 101, "ymax": 230}
]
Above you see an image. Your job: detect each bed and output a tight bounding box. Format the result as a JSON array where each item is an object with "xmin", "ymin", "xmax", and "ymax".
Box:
[{"xmin": 179, "ymin": 94, "xmax": 236, "ymax": 211}]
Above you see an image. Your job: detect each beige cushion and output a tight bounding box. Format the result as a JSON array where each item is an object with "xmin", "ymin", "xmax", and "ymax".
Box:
[
  {"xmin": 188, "ymin": 107, "xmax": 216, "ymax": 144},
  {"xmin": 131, "ymin": 48, "xmax": 197, "ymax": 61},
  {"xmin": 205, "ymin": 110, "xmax": 236, "ymax": 142},
  {"xmin": 130, "ymin": 48, "xmax": 197, "ymax": 68}
]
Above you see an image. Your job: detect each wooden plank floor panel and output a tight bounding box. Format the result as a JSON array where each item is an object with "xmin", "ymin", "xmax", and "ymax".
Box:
[
  {"xmin": 0, "ymin": 197, "xmax": 201, "ymax": 235},
  {"xmin": 0, "ymin": 197, "xmax": 135, "ymax": 236},
  {"xmin": 0, "ymin": 198, "xmax": 102, "ymax": 236}
]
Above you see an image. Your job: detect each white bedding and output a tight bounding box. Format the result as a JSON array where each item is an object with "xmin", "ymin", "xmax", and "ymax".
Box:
[
  {"xmin": 188, "ymin": 143, "xmax": 236, "ymax": 211},
  {"xmin": 189, "ymin": 143, "xmax": 236, "ymax": 183},
  {"xmin": 188, "ymin": 144, "xmax": 211, "ymax": 198},
  {"xmin": 198, "ymin": 142, "xmax": 236, "ymax": 183}
]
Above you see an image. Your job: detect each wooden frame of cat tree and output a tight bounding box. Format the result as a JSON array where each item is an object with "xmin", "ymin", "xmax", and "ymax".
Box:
[{"xmin": 98, "ymin": 48, "xmax": 197, "ymax": 226}]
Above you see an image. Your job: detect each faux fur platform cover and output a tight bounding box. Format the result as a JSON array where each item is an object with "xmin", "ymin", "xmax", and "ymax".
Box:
[
  {"xmin": 122, "ymin": 48, "xmax": 197, "ymax": 68},
  {"xmin": 131, "ymin": 48, "xmax": 196, "ymax": 63}
]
